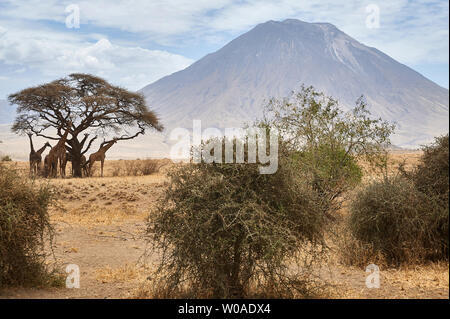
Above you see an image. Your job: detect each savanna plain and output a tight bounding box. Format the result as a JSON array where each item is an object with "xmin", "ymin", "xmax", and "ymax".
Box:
[{"xmin": 0, "ymin": 151, "xmax": 448, "ymax": 299}]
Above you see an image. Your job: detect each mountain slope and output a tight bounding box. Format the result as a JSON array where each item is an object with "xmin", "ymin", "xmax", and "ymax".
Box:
[{"xmin": 141, "ymin": 19, "xmax": 449, "ymax": 147}]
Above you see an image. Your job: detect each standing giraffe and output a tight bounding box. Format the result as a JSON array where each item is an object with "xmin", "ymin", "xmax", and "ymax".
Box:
[
  {"xmin": 43, "ymin": 154, "xmax": 50, "ymax": 177},
  {"xmin": 62, "ymin": 150, "xmax": 88, "ymax": 177},
  {"xmin": 28, "ymin": 134, "xmax": 51, "ymax": 176},
  {"xmin": 88, "ymin": 139, "xmax": 117, "ymax": 177},
  {"xmin": 80, "ymin": 155, "xmax": 88, "ymax": 177},
  {"xmin": 61, "ymin": 151, "xmax": 72, "ymax": 177},
  {"xmin": 46, "ymin": 122, "xmax": 72, "ymax": 178}
]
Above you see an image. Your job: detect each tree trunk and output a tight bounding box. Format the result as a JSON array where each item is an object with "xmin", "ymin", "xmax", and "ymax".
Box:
[
  {"xmin": 72, "ymin": 154, "xmax": 83, "ymax": 178},
  {"xmin": 68, "ymin": 138, "xmax": 83, "ymax": 178}
]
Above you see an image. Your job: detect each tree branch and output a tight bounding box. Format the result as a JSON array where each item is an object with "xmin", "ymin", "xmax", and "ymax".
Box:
[{"xmin": 82, "ymin": 135, "xmax": 98, "ymax": 155}]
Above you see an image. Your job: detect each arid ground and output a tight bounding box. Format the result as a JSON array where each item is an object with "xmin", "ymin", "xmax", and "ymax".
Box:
[{"xmin": 0, "ymin": 152, "xmax": 448, "ymax": 299}]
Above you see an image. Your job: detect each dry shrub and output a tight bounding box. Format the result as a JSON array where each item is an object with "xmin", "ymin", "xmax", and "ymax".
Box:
[
  {"xmin": 123, "ymin": 160, "xmax": 141, "ymax": 176},
  {"xmin": 347, "ymin": 176, "xmax": 447, "ymax": 266},
  {"xmin": 0, "ymin": 164, "xmax": 62, "ymax": 288},
  {"xmin": 140, "ymin": 159, "xmax": 160, "ymax": 175},
  {"xmin": 344, "ymin": 135, "xmax": 449, "ymax": 266},
  {"xmin": 412, "ymin": 134, "xmax": 449, "ymax": 199},
  {"xmin": 412, "ymin": 134, "xmax": 449, "ymax": 258},
  {"xmin": 399, "ymin": 134, "xmax": 449, "ymax": 259},
  {"xmin": 111, "ymin": 159, "xmax": 161, "ymax": 177},
  {"xmin": 336, "ymin": 223, "xmax": 387, "ymax": 268},
  {"xmin": 111, "ymin": 163, "xmax": 122, "ymax": 177},
  {"xmin": 146, "ymin": 157, "xmax": 328, "ymax": 299}
]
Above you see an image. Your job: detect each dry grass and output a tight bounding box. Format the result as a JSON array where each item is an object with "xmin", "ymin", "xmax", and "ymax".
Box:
[
  {"xmin": 326, "ymin": 262, "xmax": 449, "ymax": 299},
  {"xmin": 356, "ymin": 150, "xmax": 422, "ymax": 183},
  {"xmin": 4, "ymin": 158, "xmax": 172, "ymax": 178},
  {"xmin": 51, "ymin": 208, "xmax": 147, "ymax": 226},
  {"xmin": 46, "ymin": 173, "xmax": 167, "ymax": 226},
  {"xmin": 95, "ymin": 263, "xmax": 145, "ymax": 284},
  {"xmin": 383, "ymin": 262, "xmax": 449, "ymax": 290}
]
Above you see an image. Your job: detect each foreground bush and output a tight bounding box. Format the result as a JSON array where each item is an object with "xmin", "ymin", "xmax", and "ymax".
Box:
[
  {"xmin": 0, "ymin": 164, "xmax": 58, "ymax": 287},
  {"xmin": 147, "ymin": 159, "xmax": 328, "ymax": 298},
  {"xmin": 348, "ymin": 176, "xmax": 448, "ymax": 265}
]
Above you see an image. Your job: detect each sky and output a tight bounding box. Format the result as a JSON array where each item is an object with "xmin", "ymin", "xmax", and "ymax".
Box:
[{"xmin": 0, "ymin": 0, "xmax": 448, "ymax": 100}]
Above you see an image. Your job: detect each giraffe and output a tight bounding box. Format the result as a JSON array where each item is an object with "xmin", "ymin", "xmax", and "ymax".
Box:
[
  {"xmin": 28, "ymin": 134, "xmax": 51, "ymax": 176},
  {"xmin": 61, "ymin": 150, "xmax": 72, "ymax": 177},
  {"xmin": 62, "ymin": 151, "xmax": 88, "ymax": 177},
  {"xmin": 46, "ymin": 122, "xmax": 72, "ymax": 178},
  {"xmin": 43, "ymin": 155, "xmax": 50, "ymax": 177},
  {"xmin": 88, "ymin": 139, "xmax": 117, "ymax": 177},
  {"xmin": 80, "ymin": 154, "xmax": 88, "ymax": 177}
]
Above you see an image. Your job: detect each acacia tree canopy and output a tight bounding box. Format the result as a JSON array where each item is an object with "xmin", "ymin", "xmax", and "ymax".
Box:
[{"xmin": 9, "ymin": 73, "xmax": 163, "ymax": 177}]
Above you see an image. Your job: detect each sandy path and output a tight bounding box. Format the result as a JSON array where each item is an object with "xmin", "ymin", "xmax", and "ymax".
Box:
[{"xmin": 1, "ymin": 220, "xmax": 148, "ymax": 299}]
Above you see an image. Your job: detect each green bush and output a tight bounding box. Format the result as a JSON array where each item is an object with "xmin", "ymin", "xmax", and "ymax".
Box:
[
  {"xmin": 0, "ymin": 164, "xmax": 59, "ymax": 287},
  {"xmin": 1, "ymin": 155, "xmax": 12, "ymax": 162},
  {"xmin": 348, "ymin": 176, "xmax": 448, "ymax": 265},
  {"xmin": 294, "ymin": 144, "xmax": 363, "ymax": 197},
  {"xmin": 261, "ymin": 85, "xmax": 394, "ymax": 215},
  {"xmin": 147, "ymin": 158, "xmax": 328, "ymax": 298}
]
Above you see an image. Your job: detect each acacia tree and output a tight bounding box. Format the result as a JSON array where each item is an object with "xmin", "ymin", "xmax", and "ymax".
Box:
[{"xmin": 9, "ymin": 74, "xmax": 163, "ymax": 177}]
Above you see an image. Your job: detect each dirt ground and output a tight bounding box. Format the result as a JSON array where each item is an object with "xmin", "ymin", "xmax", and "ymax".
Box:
[{"xmin": 0, "ymin": 154, "xmax": 448, "ymax": 299}]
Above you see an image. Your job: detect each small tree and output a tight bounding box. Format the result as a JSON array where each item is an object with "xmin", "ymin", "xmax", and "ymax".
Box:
[
  {"xmin": 260, "ymin": 85, "xmax": 394, "ymax": 213},
  {"xmin": 9, "ymin": 74, "xmax": 163, "ymax": 177}
]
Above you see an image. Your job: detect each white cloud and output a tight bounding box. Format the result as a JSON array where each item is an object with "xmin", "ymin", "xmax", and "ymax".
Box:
[
  {"xmin": 351, "ymin": 0, "xmax": 449, "ymax": 65},
  {"xmin": 0, "ymin": 0, "xmax": 447, "ymax": 65},
  {"xmin": 0, "ymin": 27, "xmax": 193, "ymax": 91},
  {"xmin": 0, "ymin": 0, "xmax": 232, "ymax": 37}
]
